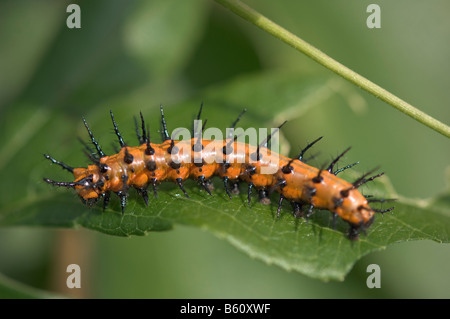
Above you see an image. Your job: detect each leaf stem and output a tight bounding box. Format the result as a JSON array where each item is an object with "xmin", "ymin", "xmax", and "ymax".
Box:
[{"xmin": 215, "ymin": 0, "xmax": 450, "ymax": 138}]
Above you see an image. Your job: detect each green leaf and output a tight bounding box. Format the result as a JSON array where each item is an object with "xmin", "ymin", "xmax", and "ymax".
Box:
[
  {"xmin": 0, "ymin": 273, "xmax": 62, "ymax": 299},
  {"xmin": 0, "ymin": 0, "xmax": 65, "ymax": 106},
  {"xmin": 1, "ymin": 71, "xmax": 449, "ymax": 281},
  {"xmin": 122, "ymin": 0, "xmax": 208, "ymax": 79},
  {"xmin": 13, "ymin": 0, "xmax": 208, "ymax": 113}
]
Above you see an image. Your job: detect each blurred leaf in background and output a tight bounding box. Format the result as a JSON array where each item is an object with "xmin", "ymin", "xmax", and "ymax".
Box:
[{"xmin": 0, "ymin": 0, "xmax": 449, "ymax": 298}]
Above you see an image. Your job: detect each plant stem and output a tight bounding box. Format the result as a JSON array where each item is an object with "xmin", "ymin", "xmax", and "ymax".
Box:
[{"xmin": 215, "ymin": 0, "xmax": 450, "ymax": 138}]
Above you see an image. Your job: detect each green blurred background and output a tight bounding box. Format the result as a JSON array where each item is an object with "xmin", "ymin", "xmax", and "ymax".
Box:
[{"xmin": 0, "ymin": 0, "xmax": 449, "ymax": 298}]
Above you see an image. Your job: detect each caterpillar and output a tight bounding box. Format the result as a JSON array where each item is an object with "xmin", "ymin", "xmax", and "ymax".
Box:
[{"xmin": 43, "ymin": 105, "xmax": 394, "ymax": 240}]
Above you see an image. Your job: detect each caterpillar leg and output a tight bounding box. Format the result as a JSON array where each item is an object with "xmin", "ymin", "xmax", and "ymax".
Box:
[
  {"xmin": 347, "ymin": 225, "xmax": 360, "ymax": 241},
  {"xmin": 305, "ymin": 204, "xmax": 314, "ymax": 221},
  {"xmin": 231, "ymin": 181, "xmax": 240, "ymax": 195},
  {"xmin": 276, "ymin": 195, "xmax": 284, "ymax": 219},
  {"xmin": 136, "ymin": 187, "xmax": 149, "ymax": 206},
  {"xmin": 247, "ymin": 182, "xmax": 254, "ymax": 206},
  {"xmin": 80, "ymin": 196, "xmax": 99, "ymax": 207},
  {"xmin": 117, "ymin": 191, "xmax": 128, "ymax": 215},
  {"xmin": 151, "ymin": 178, "xmax": 158, "ymax": 198},
  {"xmin": 223, "ymin": 177, "xmax": 232, "ymax": 199},
  {"xmin": 258, "ymin": 189, "xmax": 271, "ymax": 205},
  {"xmin": 103, "ymin": 191, "xmax": 111, "ymax": 211},
  {"xmin": 176, "ymin": 178, "xmax": 190, "ymax": 198},
  {"xmin": 205, "ymin": 179, "xmax": 215, "ymax": 192},
  {"xmin": 292, "ymin": 202, "xmax": 303, "ymax": 218},
  {"xmin": 198, "ymin": 176, "xmax": 213, "ymax": 196}
]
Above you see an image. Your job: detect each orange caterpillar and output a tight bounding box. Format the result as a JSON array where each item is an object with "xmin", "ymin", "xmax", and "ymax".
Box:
[{"xmin": 43, "ymin": 106, "xmax": 394, "ymax": 239}]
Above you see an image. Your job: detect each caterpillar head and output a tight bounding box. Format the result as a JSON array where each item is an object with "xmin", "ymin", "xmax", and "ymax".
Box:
[
  {"xmin": 344, "ymin": 194, "xmax": 395, "ymax": 240},
  {"xmin": 73, "ymin": 166, "xmax": 103, "ymax": 201},
  {"xmin": 333, "ymin": 192, "xmax": 377, "ymax": 240},
  {"xmin": 347, "ymin": 205, "xmax": 376, "ymax": 240},
  {"xmin": 43, "ymin": 165, "xmax": 103, "ymax": 206}
]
